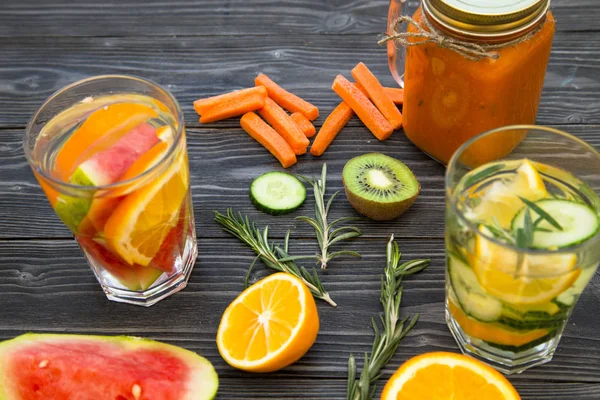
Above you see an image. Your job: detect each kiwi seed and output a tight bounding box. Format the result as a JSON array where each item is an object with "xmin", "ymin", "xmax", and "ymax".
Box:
[{"xmin": 342, "ymin": 153, "xmax": 420, "ymax": 221}]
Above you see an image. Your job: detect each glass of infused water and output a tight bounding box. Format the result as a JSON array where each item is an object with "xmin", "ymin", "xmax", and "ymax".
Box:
[
  {"xmin": 445, "ymin": 125, "xmax": 600, "ymax": 374},
  {"xmin": 24, "ymin": 75, "xmax": 197, "ymax": 307}
]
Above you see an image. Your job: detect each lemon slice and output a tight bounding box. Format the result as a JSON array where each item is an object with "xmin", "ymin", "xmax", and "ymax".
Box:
[
  {"xmin": 473, "ymin": 228, "xmax": 579, "ymax": 305},
  {"xmin": 468, "ymin": 159, "xmax": 547, "ymax": 228}
]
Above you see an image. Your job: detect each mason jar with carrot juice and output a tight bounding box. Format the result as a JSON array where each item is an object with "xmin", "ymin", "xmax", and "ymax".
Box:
[{"xmin": 386, "ymin": 0, "xmax": 555, "ymax": 166}]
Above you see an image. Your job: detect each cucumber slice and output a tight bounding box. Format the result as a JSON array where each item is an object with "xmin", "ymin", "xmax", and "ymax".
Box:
[
  {"xmin": 511, "ymin": 199, "xmax": 599, "ymax": 249},
  {"xmin": 500, "ymin": 304, "xmax": 567, "ymax": 330},
  {"xmin": 449, "ymin": 256, "xmax": 502, "ymax": 322},
  {"xmin": 555, "ymin": 263, "xmax": 598, "ymax": 307},
  {"xmin": 250, "ymin": 172, "xmax": 306, "ymax": 215}
]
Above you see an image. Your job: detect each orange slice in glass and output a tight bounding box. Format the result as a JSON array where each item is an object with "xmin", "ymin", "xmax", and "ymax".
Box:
[
  {"xmin": 104, "ymin": 148, "xmax": 189, "ymax": 266},
  {"xmin": 381, "ymin": 351, "xmax": 521, "ymax": 400},
  {"xmin": 79, "ymin": 141, "xmax": 171, "ymax": 235},
  {"xmin": 54, "ymin": 103, "xmax": 159, "ymax": 181},
  {"xmin": 448, "ymin": 300, "xmax": 550, "ymax": 347},
  {"xmin": 216, "ymin": 272, "xmax": 319, "ymax": 372}
]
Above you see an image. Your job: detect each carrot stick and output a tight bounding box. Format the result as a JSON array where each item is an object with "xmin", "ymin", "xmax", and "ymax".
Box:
[
  {"xmin": 255, "ymin": 74, "xmax": 319, "ymax": 121},
  {"xmin": 383, "ymin": 87, "xmax": 404, "ymax": 105},
  {"xmin": 240, "ymin": 112, "xmax": 297, "ymax": 168},
  {"xmin": 310, "ymin": 102, "xmax": 354, "ymax": 156},
  {"xmin": 193, "ymin": 86, "xmax": 267, "ymax": 115},
  {"xmin": 198, "ymin": 91, "xmax": 266, "ymax": 123},
  {"xmin": 356, "ymin": 83, "xmax": 404, "ymax": 106},
  {"xmin": 351, "ymin": 62, "xmax": 402, "ymax": 130},
  {"xmin": 331, "ymin": 75, "xmax": 393, "ymax": 141},
  {"xmin": 291, "ymin": 112, "xmax": 316, "ymax": 138},
  {"xmin": 258, "ymin": 97, "xmax": 309, "ymax": 155}
]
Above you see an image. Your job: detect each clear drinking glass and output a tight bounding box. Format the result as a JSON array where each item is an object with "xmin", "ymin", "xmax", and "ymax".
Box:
[
  {"xmin": 445, "ymin": 125, "xmax": 600, "ymax": 373},
  {"xmin": 24, "ymin": 75, "xmax": 197, "ymax": 307}
]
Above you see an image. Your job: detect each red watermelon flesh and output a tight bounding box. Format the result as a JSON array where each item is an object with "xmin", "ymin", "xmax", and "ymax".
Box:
[
  {"xmin": 0, "ymin": 334, "xmax": 218, "ymax": 400},
  {"xmin": 76, "ymin": 122, "xmax": 160, "ymax": 186}
]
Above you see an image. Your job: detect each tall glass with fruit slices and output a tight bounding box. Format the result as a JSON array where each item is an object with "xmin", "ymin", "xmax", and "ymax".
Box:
[
  {"xmin": 445, "ymin": 125, "xmax": 600, "ymax": 374},
  {"xmin": 24, "ymin": 76, "xmax": 197, "ymax": 306}
]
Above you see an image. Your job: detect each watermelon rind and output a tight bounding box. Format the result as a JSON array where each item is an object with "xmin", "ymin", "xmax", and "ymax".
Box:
[{"xmin": 0, "ymin": 333, "xmax": 218, "ymax": 400}]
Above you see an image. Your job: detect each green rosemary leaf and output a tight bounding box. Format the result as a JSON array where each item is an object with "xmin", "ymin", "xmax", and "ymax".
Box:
[
  {"xmin": 327, "ymin": 250, "xmax": 362, "ymax": 260},
  {"xmin": 347, "ymin": 355, "xmax": 357, "ymax": 399},
  {"xmin": 462, "ymin": 163, "xmax": 505, "ymax": 189},
  {"xmin": 329, "ymin": 231, "xmax": 362, "ymax": 247},
  {"xmin": 326, "ymin": 190, "xmax": 340, "ymax": 215},
  {"xmin": 244, "ymin": 254, "xmax": 261, "ymax": 288},
  {"xmin": 215, "ymin": 209, "xmax": 337, "ymax": 307},
  {"xmin": 515, "ymin": 227, "xmax": 527, "ymax": 249},
  {"xmin": 523, "ymin": 208, "xmax": 534, "ymax": 248},
  {"xmin": 346, "ymin": 236, "xmax": 429, "ymax": 400},
  {"xmin": 518, "ymin": 196, "xmax": 563, "ymax": 230},
  {"xmin": 298, "ymin": 164, "xmax": 362, "ymax": 269}
]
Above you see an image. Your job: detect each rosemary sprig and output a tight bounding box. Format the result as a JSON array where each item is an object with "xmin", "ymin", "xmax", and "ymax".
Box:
[
  {"xmin": 346, "ymin": 235, "xmax": 430, "ymax": 400},
  {"xmin": 297, "ymin": 164, "xmax": 362, "ymax": 269},
  {"xmin": 483, "ymin": 197, "xmax": 563, "ymax": 248},
  {"xmin": 215, "ymin": 208, "xmax": 337, "ymax": 307}
]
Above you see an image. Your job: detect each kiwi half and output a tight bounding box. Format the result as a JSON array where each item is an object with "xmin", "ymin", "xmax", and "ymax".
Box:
[{"xmin": 342, "ymin": 153, "xmax": 420, "ymax": 221}]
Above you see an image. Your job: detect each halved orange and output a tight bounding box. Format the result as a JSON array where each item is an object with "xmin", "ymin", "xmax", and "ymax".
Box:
[
  {"xmin": 216, "ymin": 272, "xmax": 319, "ymax": 372},
  {"xmin": 381, "ymin": 352, "xmax": 521, "ymax": 400},
  {"xmin": 104, "ymin": 147, "xmax": 189, "ymax": 266}
]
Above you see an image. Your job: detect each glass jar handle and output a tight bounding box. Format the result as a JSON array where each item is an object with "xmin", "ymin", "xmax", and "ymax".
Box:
[
  {"xmin": 387, "ymin": 0, "xmax": 405, "ymax": 87},
  {"xmin": 387, "ymin": 0, "xmax": 419, "ymax": 88}
]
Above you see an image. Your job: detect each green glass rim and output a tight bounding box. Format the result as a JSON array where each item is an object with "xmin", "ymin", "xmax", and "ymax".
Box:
[
  {"xmin": 23, "ymin": 74, "xmax": 185, "ymax": 193},
  {"xmin": 446, "ymin": 124, "xmax": 600, "ymax": 256}
]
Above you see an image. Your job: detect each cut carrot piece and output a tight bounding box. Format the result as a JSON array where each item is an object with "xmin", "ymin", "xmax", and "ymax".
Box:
[
  {"xmin": 199, "ymin": 90, "xmax": 267, "ymax": 123},
  {"xmin": 310, "ymin": 102, "xmax": 354, "ymax": 157},
  {"xmin": 291, "ymin": 112, "xmax": 316, "ymax": 138},
  {"xmin": 332, "ymin": 75, "xmax": 394, "ymax": 141},
  {"xmin": 193, "ymin": 86, "xmax": 267, "ymax": 116},
  {"xmin": 255, "ymin": 74, "xmax": 319, "ymax": 121},
  {"xmin": 240, "ymin": 112, "xmax": 297, "ymax": 168},
  {"xmin": 384, "ymin": 87, "xmax": 404, "ymax": 105},
  {"xmin": 258, "ymin": 97, "xmax": 309, "ymax": 155},
  {"xmin": 351, "ymin": 62, "xmax": 403, "ymax": 130}
]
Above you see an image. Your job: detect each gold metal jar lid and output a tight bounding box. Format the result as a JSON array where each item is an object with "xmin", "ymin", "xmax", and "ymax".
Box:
[{"xmin": 423, "ymin": 0, "xmax": 550, "ymax": 38}]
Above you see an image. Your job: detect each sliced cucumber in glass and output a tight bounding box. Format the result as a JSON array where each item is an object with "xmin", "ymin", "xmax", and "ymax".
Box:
[
  {"xmin": 511, "ymin": 199, "xmax": 599, "ymax": 249},
  {"xmin": 448, "ymin": 255, "xmax": 502, "ymax": 322}
]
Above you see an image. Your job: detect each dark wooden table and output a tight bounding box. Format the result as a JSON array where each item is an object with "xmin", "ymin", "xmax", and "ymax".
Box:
[{"xmin": 1, "ymin": 1, "xmax": 599, "ymax": 398}]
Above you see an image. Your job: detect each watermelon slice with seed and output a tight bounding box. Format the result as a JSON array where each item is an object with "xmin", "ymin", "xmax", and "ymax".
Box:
[
  {"xmin": 54, "ymin": 122, "xmax": 160, "ymax": 232},
  {"xmin": 0, "ymin": 333, "xmax": 218, "ymax": 400}
]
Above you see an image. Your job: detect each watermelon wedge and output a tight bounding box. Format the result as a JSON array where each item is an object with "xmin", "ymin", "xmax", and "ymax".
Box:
[
  {"xmin": 0, "ymin": 333, "xmax": 218, "ymax": 400},
  {"xmin": 54, "ymin": 122, "xmax": 160, "ymax": 232}
]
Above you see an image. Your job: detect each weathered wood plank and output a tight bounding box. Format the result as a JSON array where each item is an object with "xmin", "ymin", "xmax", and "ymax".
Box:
[
  {"xmin": 0, "ymin": 0, "xmax": 595, "ymax": 38},
  {"xmin": 2, "ymin": 125, "xmax": 599, "ymax": 239},
  {"xmin": 217, "ymin": 379, "xmax": 600, "ymax": 400},
  {"xmin": 0, "ymin": 31, "xmax": 599, "ymax": 128},
  {"xmin": 0, "ymin": 238, "xmax": 598, "ymax": 391}
]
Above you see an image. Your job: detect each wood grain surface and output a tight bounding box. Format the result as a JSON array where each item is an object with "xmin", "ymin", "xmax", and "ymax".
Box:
[
  {"xmin": 0, "ymin": 0, "xmax": 599, "ymax": 398},
  {"xmin": 0, "ymin": 0, "xmax": 597, "ymax": 37},
  {"xmin": 0, "ymin": 31, "xmax": 599, "ymax": 127}
]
